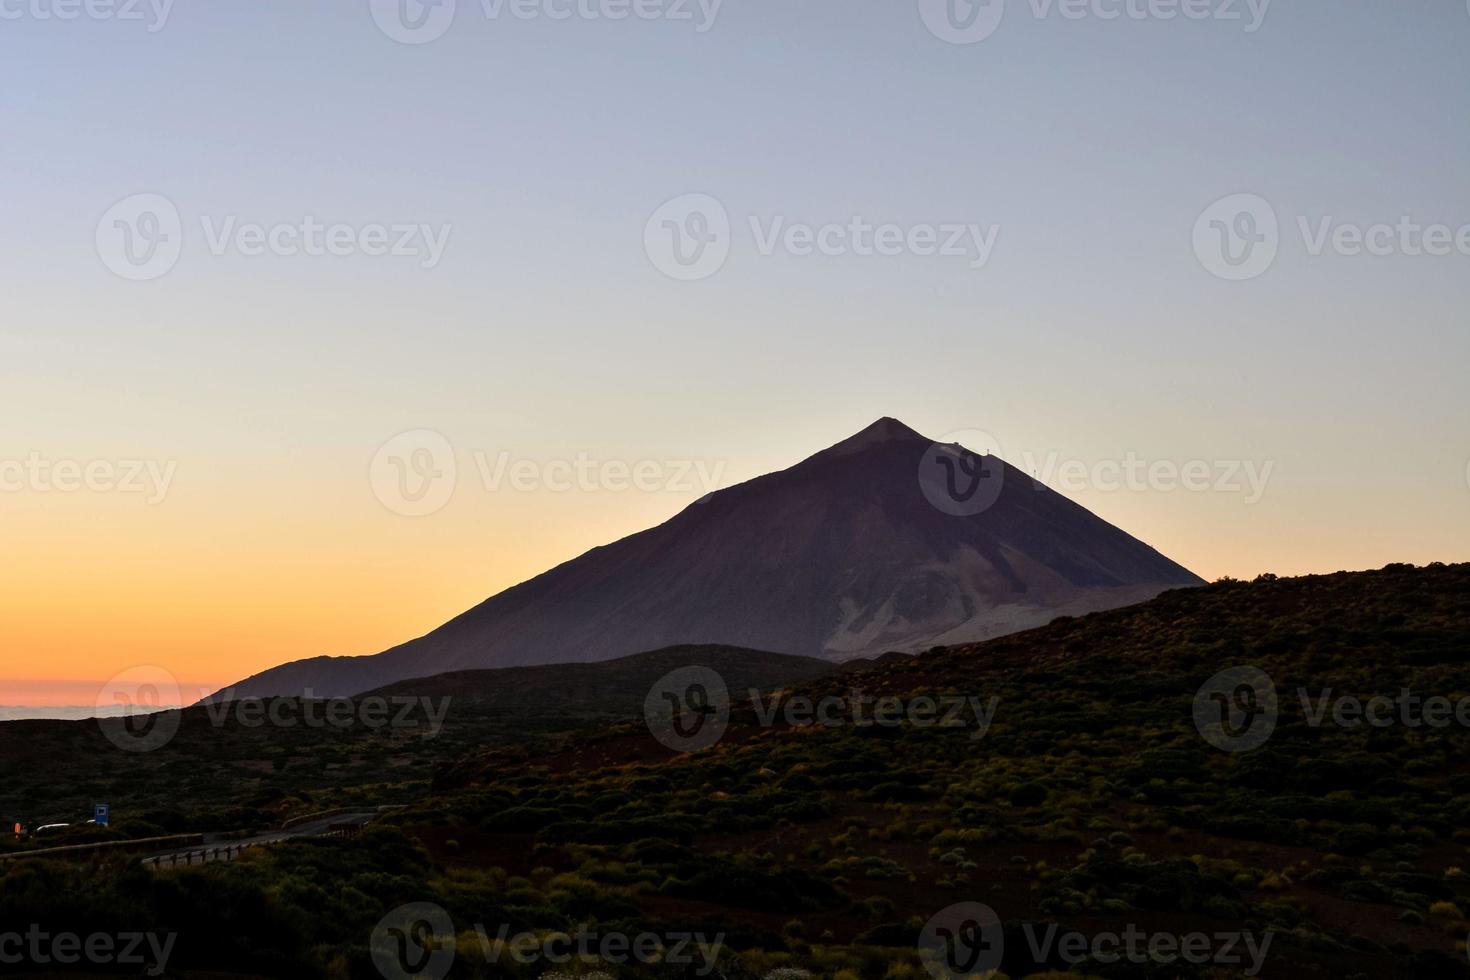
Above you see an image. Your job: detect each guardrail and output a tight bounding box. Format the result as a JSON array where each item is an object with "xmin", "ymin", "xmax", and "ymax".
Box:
[
  {"xmin": 0, "ymin": 834, "xmax": 206, "ymax": 863},
  {"xmin": 141, "ymin": 839, "xmax": 278, "ymax": 869}
]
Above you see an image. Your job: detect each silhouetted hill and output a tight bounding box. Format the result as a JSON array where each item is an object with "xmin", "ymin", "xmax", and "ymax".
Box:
[
  {"xmin": 6, "ymin": 564, "xmax": 1470, "ymax": 979},
  {"xmin": 361, "ymin": 643, "xmax": 834, "ymax": 715},
  {"xmin": 0, "ymin": 645, "xmax": 830, "ymax": 837},
  {"xmin": 419, "ymin": 562, "xmax": 1470, "ymax": 979},
  {"xmin": 216, "ymin": 418, "xmax": 1201, "ymax": 699}
]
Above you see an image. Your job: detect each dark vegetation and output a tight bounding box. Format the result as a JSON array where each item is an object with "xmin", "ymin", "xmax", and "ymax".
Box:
[
  {"xmin": 2, "ymin": 564, "xmax": 1469, "ymax": 978},
  {"xmin": 0, "ymin": 645, "xmax": 830, "ymax": 843}
]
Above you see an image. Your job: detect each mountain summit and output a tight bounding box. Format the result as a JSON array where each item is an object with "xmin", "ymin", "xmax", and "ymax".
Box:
[
  {"xmin": 213, "ymin": 419, "xmax": 1203, "ymax": 699},
  {"xmin": 812, "ymin": 416, "xmax": 923, "ymax": 458}
]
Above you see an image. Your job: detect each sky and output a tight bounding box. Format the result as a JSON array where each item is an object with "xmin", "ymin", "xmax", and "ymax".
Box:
[{"xmin": 1, "ymin": 0, "xmax": 1468, "ymax": 706}]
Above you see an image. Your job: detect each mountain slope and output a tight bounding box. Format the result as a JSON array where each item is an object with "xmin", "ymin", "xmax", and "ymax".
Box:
[
  {"xmin": 430, "ymin": 563, "xmax": 1470, "ymax": 980},
  {"xmin": 362, "ymin": 644, "xmax": 834, "ymax": 714},
  {"xmin": 214, "ymin": 418, "xmax": 1202, "ymax": 699}
]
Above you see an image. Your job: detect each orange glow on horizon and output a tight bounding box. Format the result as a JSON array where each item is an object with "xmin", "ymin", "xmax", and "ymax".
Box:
[{"xmin": 2, "ymin": 424, "xmax": 1466, "ymax": 708}]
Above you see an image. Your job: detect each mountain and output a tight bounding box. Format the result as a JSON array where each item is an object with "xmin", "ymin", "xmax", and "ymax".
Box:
[{"xmin": 212, "ymin": 418, "xmax": 1202, "ymax": 700}]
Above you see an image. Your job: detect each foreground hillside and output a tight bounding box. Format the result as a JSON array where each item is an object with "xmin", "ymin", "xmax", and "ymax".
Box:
[
  {"xmin": 0, "ymin": 645, "xmax": 829, "ymax": 845},
  {"xmin": 3, "ymin": 564, "xmax": 1467, "ymax": 979}
]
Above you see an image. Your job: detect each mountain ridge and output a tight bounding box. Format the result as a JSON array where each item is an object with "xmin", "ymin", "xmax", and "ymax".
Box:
[{"xmin": 209, "ymin": 418, "xmax": 1202, "ymax": 701}]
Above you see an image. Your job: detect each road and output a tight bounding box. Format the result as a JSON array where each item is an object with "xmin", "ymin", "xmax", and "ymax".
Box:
[{"xmin": 140, "ymin": 812, "xmax": 378, "ymax": 868}]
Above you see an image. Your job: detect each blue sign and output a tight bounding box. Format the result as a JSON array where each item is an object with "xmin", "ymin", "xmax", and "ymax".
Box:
[{"xmin": 94, "ymin": 804, "xmax": 110, "ymax": 826}]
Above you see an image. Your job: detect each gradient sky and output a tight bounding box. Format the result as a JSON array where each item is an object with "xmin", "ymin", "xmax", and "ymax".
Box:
[{"xmin": 2, "ymin": 0, "xmax": 1468, "ymax": 705}]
